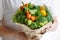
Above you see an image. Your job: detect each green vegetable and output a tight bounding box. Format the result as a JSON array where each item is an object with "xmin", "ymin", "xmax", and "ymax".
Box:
[
  {"xmin": 12, "ymin": 16, "xmax": 17, "ymax": 22},
  {"xmin": 37, "ymin": 17, "xmax": 48, "ymax": 26},
  {"xmin": 29, "ymin": 22, "xmax": 37, "ymax": 29},
  {"xmin": 40, "ymin": 21, "xmax": 48, "ymax": 26},
  {"xmin": 29, "ymin": 22, "xmax": 41, "ymax": 29},
  {"xmin": 47, "ymin": 14, "xmax": 53, "ymax": 22},
  {"xmin": 29, "ymin": 9, "xmax": 37, "ymax": 14},
  {"xmin": 28, "ymin": 3, "xmax": 34, "ymax": 9},
  {"xmin": 45, "ymin": 6, "xmax": 53, "ymax": 22},
  {"xmin": 40, "ymin": 17, "xmax": 48, "ymax": 22},
  {"xmin": 27, "ymin": 20, "xmax": 32, "ymax": 25},
  {"xmin": 44, "ymin": 21, "xmax": 48, "ymax": 24},
  {"xmin": 35, "ymin": 6, "xmax": 40, "ymax": 10},
  {"xmin": 40, "ymin": 22, "xmax": 44, "ymax": 26}
]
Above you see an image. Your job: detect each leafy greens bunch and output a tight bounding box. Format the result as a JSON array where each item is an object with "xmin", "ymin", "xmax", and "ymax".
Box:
[{"xmin": 12, "ymin": 2, "xmax": 53, "ymax": 29}]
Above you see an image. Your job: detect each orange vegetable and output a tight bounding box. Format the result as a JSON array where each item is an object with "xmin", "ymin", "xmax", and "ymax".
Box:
[
  {"xmin": 20, "ymin": 6, "xmax": 24, "ymax": 10},
  {"xmin": 26, "ymin": 10, "xmax": 30, "ymax": 14},
  {"xmin": 30, "ymin": 16, "xmax": 36, "ymax": 21},
  {"xmin": 26, "ymin": 13, "xmax": 31, "ymax": 19},
  {"xmin": 24, "ymin": 4, "xmax": 28, "ymax": 7},
  {"xmin": 26, "ymin": 10, "xmax": 31, "ymax": 19},
  {"xmin": 26, "ymin": 10, "xmax": 36, "ymax": 21}
]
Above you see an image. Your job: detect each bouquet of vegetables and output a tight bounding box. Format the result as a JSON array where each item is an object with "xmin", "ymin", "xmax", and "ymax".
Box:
[
  {"xmin": 12, "ymin": 2, "xmax": 53, "ymax": 40},
  {"xmin": 12, "ymin": 2, "xmax": 53, "ymax": 29}
]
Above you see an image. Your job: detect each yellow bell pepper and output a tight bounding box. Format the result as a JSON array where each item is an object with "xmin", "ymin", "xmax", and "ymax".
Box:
[{"xmin": 40, "ymin": 10, "xmax": 47, "ymax": 16}]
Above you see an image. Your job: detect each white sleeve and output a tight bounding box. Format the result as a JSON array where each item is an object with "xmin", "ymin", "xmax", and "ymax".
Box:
[{"xmin": 0, "ymin": 0, "xmax": 3, "ymax": 25}]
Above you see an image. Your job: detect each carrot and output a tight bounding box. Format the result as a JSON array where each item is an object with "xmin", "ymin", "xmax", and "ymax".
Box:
[
  {"xmin": 20, "ymin": 6, "xmax": 24, "ymax": 10},
  {"xmin": 26, "ymin": 13, "xmax": 31, "ymax": 19},
  {"xmin": 26, "ymin": 10, "xmax": 31, "ymax": 19},
  {"xmin": 30, "ymin": 16, "xmax": 36, "ymax": 21},
  {"xmin": 24, "ymin": 4, "xmax": 28, "ymax": 7},
  {"xmin": 26, "ymin": 10, "xmax": 36, "ymax": 21},
  {"xmin": 26, "ymin": 10, "xmax": 30, "ymax": 14}
]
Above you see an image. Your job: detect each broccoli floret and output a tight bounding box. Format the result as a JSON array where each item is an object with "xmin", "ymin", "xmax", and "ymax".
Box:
[
  {"xmin": 38, "ymin": 17, "xmax": 48, "ymax": 26},
  {"xmin": 29, "ymin": 22, "xmax": 41, "ymax": 29}
]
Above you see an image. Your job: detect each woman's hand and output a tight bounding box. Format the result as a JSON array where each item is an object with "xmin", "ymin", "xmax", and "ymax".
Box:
[{"xmin": 0, "ymin": 26, "xmax": 28, "ymax": 40}]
